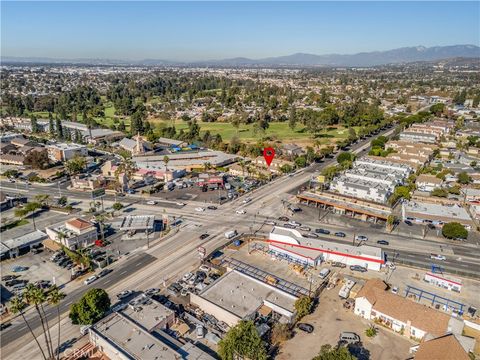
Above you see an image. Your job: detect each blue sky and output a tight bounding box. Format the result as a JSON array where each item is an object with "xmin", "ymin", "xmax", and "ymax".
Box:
[{"xmin": 2, "ymin": 1, "xmax": 479, "ymax": 60}]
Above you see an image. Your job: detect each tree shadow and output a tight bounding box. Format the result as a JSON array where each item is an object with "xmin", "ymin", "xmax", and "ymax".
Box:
[
  {"xmin": 348, "ymin": 341, "xmax": 371, "ymax": 360},
  {"xmin": 56, "ymin": 337, "xmax": 78, "ymax": 354}
]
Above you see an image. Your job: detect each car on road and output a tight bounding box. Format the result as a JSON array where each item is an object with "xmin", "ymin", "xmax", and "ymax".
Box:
[
  {"xmin": 315, "ymin": 228, "xmax": 330, "ymax": 235},
  {"xmin": 288, "ymin": 220, "xmax": 301, "ymax": 227},
  {"xmin": 306, "ymin": 232, "xmax": 319, "ymax": 238},
  {"xmin": 430, "ymin": 254, "xmax": 446, "ymax": 261},
  {"xmin": 278, "ymin": 216, "xmax": 289, "ymax": 222},
  {"xmin": 176, "ymin": 202, "xmax": 186, "ymax": 206},
  {"xmin": 98, "ymin": 269, "xmax": 112, "ymax": 277},
  {"xmin": 242, "ymin": 197, "xmax": 252, "ymax": 204},
  {"xmin": 355, "ymin": 235, "xmax": 368, "ymax": 242},
  {"xmin": 207, "ymin": 205, "xmax": 218, "ymax": 210},
  {"xmin": 391, "ymin": 286, "xmax": 399, "ymax": 295},
  {"xmin": 299, "ymin": 226, "xmax": 311, "ymax": 231},
  {"xmin": 196, "ymin": 324, "xmax": 205, "ymax": 338},
  {"xmin": 265, "ymin": 220, "xmax": 276, "ymax": 226},
  {"xmin": 404, "ymin": 220, "xmax": 413, "ymax": 226},
  {"xmin": 350, "ymin": 265, "xmax": 367, "ymax": 272},
  {"xmin": 11, "ymin": 266, "xmax": 28, "ymax": 272},
  {"xmin": 334, "ymin": 232, "xmax": 346, "ymax": 237},
  {"xmin": 84, "ymin": 275, "xmax": 98, "ymax": 285},
  {"xmin": 0, "ymin": 322, "xmax": 12, "ymax": 331},
  {"xmin": 6, "ymin": 279, "xmax": 28, "ymax": 287},
  {"xmin": 297, "ymin": 323, "xmax": 314, "ymax": 333},
  {"xmin": 195, "ymin": 207, "xmax": 205, "ymax": 212},
  {"xmin": 283, "ymin": 223, "xmax": 296, "ymax": 229},
  {"xmin": 199, "ymin": 233, "xmax": 209, "ymax": 240},
  {"xmin": 146, "ymin": 200, "xmax": 157, "ymax": 205},
  {"xmin": 116, "ymin": 290, "xmax": 133, "ymax": 299},
  {"xmin": 236, "ymin": 209, "xmax": 246, "ymax": 214},
  {"xmin": 376, "ymin": 240, "xmax": 389, "ymax": 246}
]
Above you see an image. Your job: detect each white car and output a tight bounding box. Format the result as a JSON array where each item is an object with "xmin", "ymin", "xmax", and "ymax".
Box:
[
  {"xmin": 430, "ymin": 254, "xmax": 446, "ymax": 261},
  {"xmin": 355, "ymin": 235, "xmax": 368, "ymax": 241},
  {"xmin": 195, "ymin": 207, "xmax": 205, "ymax": 212},
  {"xmin": 183, "ymin": 272, "xmax": 194, "ymax": 281},
  {"xmin": 116, "ymin": 290, "xmax": 133, "ymax": 299},
  {"xmin": 145, "ymin": 288, "xmax": 160, "ymax": 296},
  {"xmin": 242, "ymin": 197, "xmax": 252, "ymax": 204},
  {"xmin": 288, "ymin": 220, "xmax": 301, "ymax": 227},
  {"xmin": 236, "ymin": 209, "xmax": 246, "ymax": 214},
  {"xmin": 199, "ymin": 265, "xmax": 210, "ymax": 273},
  {"xmin": 265, "ymin": 220, "xmax": 276, "ymax": 226},
  {"xmin": 84, "ymin": 275, "xmax": 97, "ymax": 285},
  {"xmin": 176, "ymin": 202, "xmax": 186, "ymax": 206},
  {"xmin": 147, "ymin": 200, "xmax": 157, "ymax": 205}
]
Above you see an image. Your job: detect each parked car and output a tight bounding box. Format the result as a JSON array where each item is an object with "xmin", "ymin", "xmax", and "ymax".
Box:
[
  {"xmin": 278, "ymin": 216, "xmax": 289, "ymax": 222},
  {"xmin": 98, "ymin": 269, "xmax": 112, "ymax": 277},
  {"xmin": 146, "ymin": 200, "xmax": 157, "ymax": 205},
  {"xmin": 288, "ymin": 220, "xmax": 301, "ymax": 227},
  {"xmin": 236, "ymin": 209, "xmax": 246, "ymax": 214},
  {"xmin": 195, "ymin": 207, "xmax": 205, "ymax": 212},
  {"xmin": 350, "ymin": 265, "xmax": 367, "ymax": 272},
  {"xmin": 207, "ymin": 205, "xmax": 218, "ymax": 210},
  {"xmin": 297, "ymin": 323, "xmax": 314, "ymax": 333},
  {"xmin": 391, "ymin": 286, "xmax": 399, "ymax": 294},
  {"xmin": 182, "ymin": 272, "xmax": 194, "ymax": 281},
  {"xmin": 315, "ymin": 228, "xmax": 330, "ymax": 235},
  {"xmin": 199, "ymin": 233, "xmax": 209, "ymax": 240},
  {"xmin": 334, "ymin": 232, "xmax": 346, "ymax": 237},
  {"xmin": 376, "ymin": 240, "xmax": 389, "ymax": 245},
  {"xmin": 427, "ymin": 223, "xmax": 436, "ymax": 230},
  {"xmin": 111, "ymin": 303, "xmax": 128, "ymax": 312},
  {"xmin": 404, "ymin": 220, "xmax": 413, "ymax": 226},
  {"xmin": 265, "ymin": 220, "xmax": 276, "ymax": 226},
  {"xmin": 196, "ymin": 324, "xmax": 205, "ymax": 338},
  {"xmin": 145, "ymin": 288, "xmax": 160, "ymax": 296},
  {"xmin": 283, "ymin": 223, "xmax": 296, "ymax": 229},
  {"xmin": 11, "ymin": 266, "xmax": 28, "ymax": 273},
  {"xmin": 299, "ymin": 226, "xmax": 311, "ymax": 231},
  {"xmin": 117, "ymin": 290, "xmax": 133, "ymax": 299},
  {"xmin": 306, "ymin": 232, "xmax": 319, "ymax": 238},
  {"xmin": 199, "ymin": 265, "xmax": 210, "ymax": 273},
  {"xmin": 176, "ymin": 202, "xmax": 186, "ymax": 207},
  {"xmin": 84, "ymin": 275, "xmax": 98, "ymax": 285},
  {"xmin": 242, "ymin": 197, "xmax": 252, "ymax": 204},
  {"xmin": 339, "ymin": 332, "xmax": 360, "ymax": 344},
  {"xmin": 331, "ymin": 262, "xmax": 346, "ymax": 268}
]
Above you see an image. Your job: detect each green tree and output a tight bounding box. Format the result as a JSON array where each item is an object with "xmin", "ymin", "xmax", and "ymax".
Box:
[
  {"xmin": 312, "ymin": 344, "xmax": 357, "ymax": 360},
  {"xmin": 65, "ymin": 156, "xmax": 87, "ymax": 175},
  {"xmin": 431, "ymin": 188, "xmax": 448, "ymax": 198},
  {"xmin": 337, "ymin": 152, "xmax": 355, "ymax": 165},
  {"xmin": 288, "ymin": 107, "xmax": 297, "ymax": 131},
  {"xmin": 271, "ymin": 323, "xmax": 292, "ymax": 344},
  {"xmin": 448, "ymin": 185, "xmax": 461, "ymax": 195},
  {"xmin": 69, "ymin": 288, "xmax": 111, "ymax": 325},
  {"xmin": 389, "ymin": 186, "xmax": 411, "ymax": 205},
  {"xmin": 365, "ymin": 326, "xmax": 378, "ymax": 338},
  {"xmin": 24, "ymin": 149, "xmax": 50, "ymax": 169},
  {"xmin": 49, "ymin": 112, "xmax": 55, "ymax": 136},
  {"xmin": 15, "ymin": 202, "xmax": 42, "ymax": 230},
  {"xmin": 218, "ymin": 320, "xmax": 267, "ymax": 360},
  {"xmin": 31, "ymin": 115, "xmax": 39, "ymax": 133},
  {"xmin": 295, "ymin": 156, "xmax": 307, "ymax": 168},
  {"xmin": 442, "ymin": 222, "xmax": 468, "ymax": 239},
  {"xmin": 295, "ymin": 296, "xmax": 313, "ymax": 319},
  {"xmin": 457, "ymin": 171, "xmax": 471, "ymax": 184},
  {"xmin": 429, "ymin": 103, "xmax": 445, "ymax": 115},
  {"xmin": 112, "ymin": 202, "xmax": 123, "ymax": 215}
]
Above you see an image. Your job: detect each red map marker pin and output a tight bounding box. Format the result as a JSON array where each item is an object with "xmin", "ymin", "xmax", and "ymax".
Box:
[{"xmin": 263, "ymin": 147, "xmax": 275, "ymax": 167}]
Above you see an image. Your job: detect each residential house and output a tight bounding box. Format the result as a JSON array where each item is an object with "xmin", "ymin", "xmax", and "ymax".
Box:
[
  {"xmin": 410, "ymin": 333, "xmax": 474, "ymax": 360},
  {"xmin": 354, "ymin": 279, "xmax": 455, "ymax": 340},
  {"xmin": 415, "ymin": 174, "xmax": 443, "ymax": 192}
]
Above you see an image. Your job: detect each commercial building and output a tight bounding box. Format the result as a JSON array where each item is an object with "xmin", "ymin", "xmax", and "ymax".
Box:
[
  {"xmin": 415, "ymin": 174, "xmax": 443, "ymax": 192},
  {"xmin": 46, "ymin": 143, "xmax": 88, "ymax": 161},
  {"xmin": 0, "ymin": 230, "xmax": 47, "ymax": 260},
  {"xmin": 45, "ymin": 217, "xmax": 98, "ymax": 250},
  {"xmin": 410, "ymin": 334, "xmax": 474, "ymax": 360},
  {"xmin": 252, "ymin": 156, "xmax": 294, "ymax": 174},
  {"xmin": 89, "ymin": 295, "xmax": 214, "ymax": 360},
  {"xmin": 190, "ymin": 269, "xmax": 299, "ymax": 327},
  {"xmin": 330, "ymin": 176, "xmax": 391, "ymax": 203},
  {"xmin": 120, "ymin": 215, "xmax": 155, "ymax": 234},
  {"xmin": 424, "ymin": 272, "xmax": 462, "ymax": 293},
  {"xmin": 118, "ymin": 136, "xmax": 151, "ymax": 155},
  {"xmin": 354, "ymin": 279, "xmax": 457, "ymax": 340},
  {"xmin": 402, "ymin": 201, "xmax": 474, "ymax": 229},
  {"xmin": 267, "ymin": 227, "xmax": 384, "ymax": 271}
]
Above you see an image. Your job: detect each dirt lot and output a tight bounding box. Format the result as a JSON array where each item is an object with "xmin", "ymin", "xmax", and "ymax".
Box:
[{"xmin": 277, "ymin": 286, "xmax": 414, "ymax": 360}]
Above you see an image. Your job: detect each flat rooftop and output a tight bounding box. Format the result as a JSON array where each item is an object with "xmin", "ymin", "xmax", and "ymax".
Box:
[
  {"xmin": 1, "ymin": 230, "xmax": 47, "ymax": 252},
  {"xmin": 47, "ymin": 142, "xmax": 85, "ymax": 150},
  {"xmin": 121, "ymin": 295, "xmax": 174, "ymax": 332},
  {"xmin": 133, "ymin": 151, "xmax": 238, "ymax": 168},
  {"xmin": 332, "ymin": 176, "xmax": 391, "ymax": 193},
  {"xmin": 404, "ymin": 201, "xmax": 472, "ymax": 222},
  {"xmin": 198, "ymin": 270, "xmax": 297, "ymax": 319},
  {"xmin": 271, "ymin": 226, "xmax": 383, "ymax": 260},
  {"xmin": 120, "ymin": 215, "xmax": 155, "ymax": 230},
  {"xmin": 92, "ymin": 312, "xmax": 180, "ymax": 360}
]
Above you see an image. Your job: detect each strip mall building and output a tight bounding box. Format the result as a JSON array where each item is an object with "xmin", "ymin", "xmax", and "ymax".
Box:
[{"xmin": 268, "ymin": 227, "xmax": 385, "ymax": 271}]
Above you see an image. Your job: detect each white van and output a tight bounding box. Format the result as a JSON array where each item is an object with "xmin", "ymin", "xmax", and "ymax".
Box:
[
  {"xmin": 224, "ymin": 230, "xmax": 237, "ymax": 239},
  {"xmin": 340, "ymin": 332, "xmax": 360, "ymax": 343},
  {"xmin": 319, "ymin": 268, "xmax": 331, "ymax": 279},
  {"xmin": 196, "ymin": 324, "xmax": 205, "ymax": 338},
  {"xmin": 84, "ymin": 275, "xmax": 97, "ymax": 285},
  {"xmin": 80, "ymin": 325, "xmax": 91, "ymax": 336}
]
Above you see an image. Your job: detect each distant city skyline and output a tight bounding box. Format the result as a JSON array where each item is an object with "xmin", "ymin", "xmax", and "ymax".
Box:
[{"xmin": 2, "ymin": 1, "xmax": 479, "ymax": 61}]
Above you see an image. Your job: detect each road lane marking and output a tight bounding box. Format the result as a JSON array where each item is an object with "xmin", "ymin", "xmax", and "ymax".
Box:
[{"xmin": 119, "ymin": 270, "xmax": 128, "ymax": 275}]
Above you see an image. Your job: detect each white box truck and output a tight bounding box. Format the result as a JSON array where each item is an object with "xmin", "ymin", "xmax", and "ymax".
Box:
[
  {"xmin": 339, "ymin": 279, "xmax": 356, "ymax": 299},
  {"xmin": 224, "ymin": 230, "xmax": 237, "ymax": 239}
]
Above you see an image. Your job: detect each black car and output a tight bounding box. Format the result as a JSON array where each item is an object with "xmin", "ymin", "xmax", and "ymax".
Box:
[
  {"xmin": 278, "ymin": 216, "xmax": 289, "ymax": 222},
  {"xmin": 283, "ymin": 223, "xmax": 296, "ymax": 229},
  {"xmin": 376, "ymin": 240, "xmax": 389, "ymax": 246},
  {"xmin": 350, "ymin": 265, "xmax": 367, "ymax": 273},
  {"xmin": 1, "ymin": 275, "xmax": 19, "ymax": 281},
  {"xmin": 427, "ymin": 224, "xmax": 436, "ymax": 230},
  {"xmin": 297, "ymin": 323, "xmax": 314, "ymax": 333},
  {"xmin": 334, "ymin": 232, "xmax": 346, "ymax": 237},
  {"xmin": 207, "ymin": 206, "xmax": 218, "ymax": 210},
  {"xmin": 200, "ymin": 233, "xmax": 209, "ymax": 240},
  {"xmin": 404, "ymin": 220, "xmax": 413, "ymax": 226},
  {"xmin": 315, "ymin": 228, "xmax": 330, "ymax": 235},
  {"xmin": 98, "ymin": 269, "xmax": 112, "ymax": 277}
]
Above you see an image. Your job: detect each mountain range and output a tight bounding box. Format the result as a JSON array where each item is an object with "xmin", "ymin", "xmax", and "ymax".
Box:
[{"xmin": 2, "ymin": 45, "xmax": 479, "ymax": 67}]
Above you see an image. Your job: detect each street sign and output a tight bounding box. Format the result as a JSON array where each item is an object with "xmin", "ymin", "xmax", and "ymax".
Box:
[{"xmin": 91, "ymin": 188, "xmax": 106, "ymax": 199}]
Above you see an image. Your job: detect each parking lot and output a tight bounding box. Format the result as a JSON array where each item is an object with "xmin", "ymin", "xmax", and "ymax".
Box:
[
  {"xmin": 277, "ymin": 285, "xmax": 414, "ymax": 360},
  {"xmin": 1, "ymin": 250, "xmax": 73, "ymax": 300}
]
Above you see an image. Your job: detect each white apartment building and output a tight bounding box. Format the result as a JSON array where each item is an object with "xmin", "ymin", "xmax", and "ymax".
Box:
[
  {"xmin": 330, "ymin": 176, "xmax": 391, "ymax": 203},
  {"xmin": 46, "ymin": 143, "xmax": 88, "ymax": 161},
  {"xmin": 45, "ymin": 217, "xmax": 98, "ymax": 250},
  {"xmin": 399, "ymin": 131, "xmax": 438, "ymax": 144}
]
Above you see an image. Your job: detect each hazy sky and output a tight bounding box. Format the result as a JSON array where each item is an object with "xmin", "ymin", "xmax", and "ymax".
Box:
[{"xmin": 2, "ymin": 1, "xmax": 479, "ymax": 61}]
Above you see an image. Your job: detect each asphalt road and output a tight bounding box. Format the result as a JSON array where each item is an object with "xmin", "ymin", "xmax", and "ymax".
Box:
[{"xmin": 0, "ymin": 252, "xmax": 156, "ymax": 346}]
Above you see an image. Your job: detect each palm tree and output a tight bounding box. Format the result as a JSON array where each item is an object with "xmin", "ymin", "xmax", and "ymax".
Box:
[
  {"xmin": 47, "ymin": 286, "xmax": 66, "ymax": 360},
  {"xmin": 24, "ymin": 284, "xmax": 54, "ymax": 359},
  {"xmin": 10, "ymin": 296, "xmax": 47, "ymax": 360},
  {"xmin": 163, "ymin": 155, "xmax": 170, "ymax": 171},
  {"xmin": 203, "ymin": 162, "xmax": 211, "ymax": 173},
  {"xmin": 34, "ymin": 194, "xmax": 51, "ymax": 208}
]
